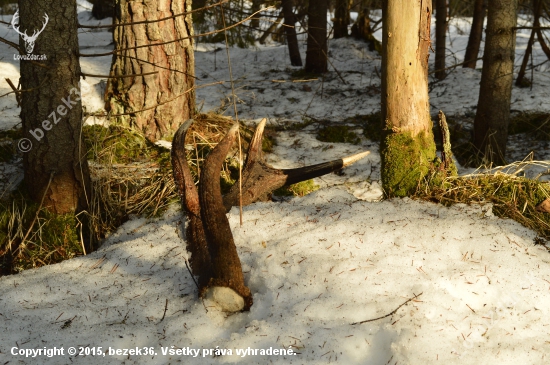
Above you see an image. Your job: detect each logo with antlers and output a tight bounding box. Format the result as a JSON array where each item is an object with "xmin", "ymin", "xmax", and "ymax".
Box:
[{"xmin": 11, "ymin": 9, "xmax": 49, "ymax": 54}]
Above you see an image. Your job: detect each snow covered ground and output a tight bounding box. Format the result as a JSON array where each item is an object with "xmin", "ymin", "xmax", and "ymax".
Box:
[{"xmin": 1, "ymin": 2, "xmax": 550, "ymax": 364}]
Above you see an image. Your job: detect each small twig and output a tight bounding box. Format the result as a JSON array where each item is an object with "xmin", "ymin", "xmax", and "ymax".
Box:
[
  {"xmin": 78, "ymin": 7, "xmax": 274, "ymax": 57},
  {"xmin": 5, "ymin": 78, "xmax": 21, "ymax": 106},
  {"xmin": 17, "ymin": 172, "xmax": 55, "ymax": 255},
  {"xmin": 77, "ymin": 0, "xmax": 230, "ymax": 29},
  {"xmin": 0, "ymin": 35, "xmax": 21, "ymax": 53},
  {"xmin": 86, "ymin": 82, "xmax": 222, "ymax": 118},
  {"xmin": 220, "ymin": 3, "xmax": 243, "ymax": 226},
  {"xmin": 438, "ymin": 110, "xmax": 453, "ymax": 170},
  {"xmin": 184, "ymin": 259, "xmax": 208, "ymax": 313},
  {"xmin": 351, "ymin": 292, "xmax": 423, "ymax": 325},
  {"xmin": 159, "ymin": 298, "xmax": 168, "ymax": 323},
  {"xmin": 184, "ymin": 259, "xmax": 199, "ymax": 290},
  {"xmin": 80, "ymin": 71, "xmax": 158, "ymax": 79}
]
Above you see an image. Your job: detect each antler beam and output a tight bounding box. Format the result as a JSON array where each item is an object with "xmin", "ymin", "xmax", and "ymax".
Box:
[
  {"xmin": 222, "ymin": 118, "xmax": 370, "ymax": 211},
  {"xmin": 172, "ymin": 118, "xmax": 370, "ymax": 312}
]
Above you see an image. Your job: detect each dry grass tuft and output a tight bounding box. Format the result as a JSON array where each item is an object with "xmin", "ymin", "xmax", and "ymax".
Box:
[{"xmin": 415, "ymin": 160, "xmax": 550, "ymax": 240}]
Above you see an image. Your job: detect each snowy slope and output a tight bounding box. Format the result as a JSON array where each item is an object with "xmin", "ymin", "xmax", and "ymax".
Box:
[{"xmin": 0, "ymin": 4, "xmax": 550, "ymax": 364}]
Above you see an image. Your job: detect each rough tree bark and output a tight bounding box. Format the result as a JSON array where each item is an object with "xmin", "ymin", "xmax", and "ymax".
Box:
[
  {"xmin": 18, "ymin": 0, "xmax": 91, "ymax": 215},
  {"xmin": 435, "ymin": 0, "xmax": 447, "ymax": 79},
  {"xmin": 380, "ymin": 0, "xmax": 437, "ymax": 197},
  {"xmin": 305, "ymin": 0, "xmax": 328, "ymax": 73},
  {"xmin": 463, "ymin": 0, "xmax": 487, "ymax": 68},
  {"xmin": 333, "ymin": 0, "xmax": 350, "ymax": 38},
  {"xmin": 516, "ymin": 0, "xmax": 543, "ymax": 86},
  {"xmin": 282, "ymin": 0, "xmax": 302, "ymax": 66},
  {"xmin": 473, "ymin": 0, "xmax": 517, "ymax": 165},
  {"xmin": 105, "ymin": 0, "xmax": 196, "ymax": 142}
]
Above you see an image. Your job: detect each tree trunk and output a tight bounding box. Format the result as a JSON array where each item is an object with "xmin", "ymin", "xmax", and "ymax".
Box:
[
  {"xmin": 380, "ymin": 0, "xmax": 437, "ymax": 197},
  {"xmin": 192, "ymin": 0, "xmax": 208, "ymax": 24},
  {"xmin": 333, "ymin": 0, "xmax": 350, "ymax": 38},
  {"xmin": 105, "ymin": 0, "xmax": 196, "ymax": 142},
  {"xmin": 473, "ymin": 0, "xmax": 517, "ymax": 165},
  {"xmin": 89, "ymin": 0, "xmax": 114, "ymax": 20},
  {"xmin": 282, "ymin": 0, "xmax": 302, "ymax": 66},
  {"xmin": 463, "ymin": 0, "xmax": 487, "ymax": 68},
  {"xmin": 351, "ymin": 9, "xmax": 371, "ymax": 40},
  {"xmin": 435, "ymin": 0, "xmax": 447, "ymax": 79},
  {"xmin": 250, "ymin": 0, "xmax": 261, "ymax": 29},
  {"xmin": 516, "ymin": 0, "xmax": 542, "ymax": 86},
  {"xmin": 18, "ymin": 0, "xmax": 91, "ymax": 215},
  {"xmin": 305, "ymin": 0, "xmax": 328, "ymax": 73},
  {"xmin": 258, "ymin": 12, "xmax": 283, "ymax": 44}
]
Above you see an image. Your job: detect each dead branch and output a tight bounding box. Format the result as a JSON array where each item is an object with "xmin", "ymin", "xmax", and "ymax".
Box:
[
  {"xmin": 79, "ymin": 7, "xmax": 274, "ymax": 57},
  {"xmin": 80, "ymin": 71, "xmax": 158, "ymax": 79},
  {"xmin": 351, "ymin": 292, "xmax": 423, "ymax": 325},
  {"xmin": 77, "ymin": 0, "xmax": 230, "ymax": 29}
]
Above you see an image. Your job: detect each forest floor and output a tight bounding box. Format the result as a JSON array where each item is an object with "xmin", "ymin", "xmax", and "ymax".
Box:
[{"xmin": 0, "ymin": 2, "xmax": 550, "ymax": 364}]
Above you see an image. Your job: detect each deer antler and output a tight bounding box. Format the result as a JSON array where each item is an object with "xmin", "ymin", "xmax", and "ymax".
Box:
[
  {"xmin": 10, "ymin": 10, "xmax": 25, "ymax": 38},
  {"xmin": 171, "ymin": 120, "xmax": 212, "ymax": 289},
  {"xmin": 172, "ymin": 118, "xmax": 370, "ymax": 312},
  {"xmin": 222, "ymin": 118, "xmax": 371, "ymax": 212},
  {"xmin": 27, "ymin": 13, "xmax": 49, "ymax": 42},
  {"xmin": 11, "ymin": 10, "xmax": 48, "ymax": 53},
  {"xmin": 198, "ymin": 124, "xmax": 253, "ymax": 311}
]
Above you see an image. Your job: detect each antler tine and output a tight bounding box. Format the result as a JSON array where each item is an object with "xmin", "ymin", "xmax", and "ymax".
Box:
[
  {"xmin": 11, "ymin": 10, "xmax": 26, "ymax": 37},
  {"xmin": 244, "ymin": 117, "xmax": 267, "ymax": 166},
  {"xmin": 222, "ymin": 120, "xmax": 371, "ymax": 211},
  {"xmin": 28, "ymin": 13, "xmax": 48, "ymax": 40},
  {"xmin": 172, "ymin": 119, "xmax": 198, "ymax": 214},
  {"xmin": 39, "ymin": 13, "xmax": 48, "ymax": 33},
  {"xmin": 199, "ymin": 123, "xmax": 252, "ymax": 312},
  {"xmin": 284, "ymin": 151, "xmax": 371, "ymax": 185},
  {"xmin": 171, "ymin": 119, "xmax": 212, "ymax": 287}
]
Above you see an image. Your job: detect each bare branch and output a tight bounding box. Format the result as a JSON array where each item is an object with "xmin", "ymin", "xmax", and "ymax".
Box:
[
  {"xmin": 80, "ymin": 71, "xmax": 158, "ymax": 79},
  {"xmin": 351, "ymin": 292, "xmax": 423, "ymax": 325},
  {"xmin": 78, "ymin": 0, "xmax": 230, "ymax": 29},
  {"xmin": 78, "ymin": 7, "xmax": 274, "ymax": 57}
]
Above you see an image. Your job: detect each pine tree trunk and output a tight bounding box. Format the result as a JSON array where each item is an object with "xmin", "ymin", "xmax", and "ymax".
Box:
[
  {"xmin": 380, "ymin": 0, "xmax": 437, "ymax": 197},
  {"xmin": 516, "ymin": 0, "xmax": 542, "ymax": 86},
  {"xmin": 473, "ymin": 0, "xmax": 517, "ymax": 165},
  {"xmin": 105, "ymin": 0, "xmax": 196, "ymax": 142},
  {"xmin": 192, "ymin": 0, "xmax": 208, "ymax": 24},
  {"xmin": 282, "ymin": 0, "xmax": 302, "ymax": 66},
  {"xmin": 463, "ymin": 0, "xmax": 487, "ymax": 68},
  {"xmin": 18, "ymin": 0, "xmax": 91, "ymax": 215},
  {"xmin": 90, "ymin": 0, "xmax": 114, "ymax": 20},
  {"xmin": 333, "ymin": 0, "xmax": 350, "ymax": 38},
  {"xmin": 250, "ymin": 0, "xmax": 261, "ymax": 29},
  {"xmin": 305, "ymin": 0, "xmax": 328, "ymax": 73},
  {"xmin": 435, "ymin": 0, "xmax": 447, "ymax": 79}
]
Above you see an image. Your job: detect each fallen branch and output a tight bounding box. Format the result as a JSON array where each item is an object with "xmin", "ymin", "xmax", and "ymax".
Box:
[
  {"xmin": 351, "ymin": 292, "xmax": 423, "ymax": 325},
  {"xmin": 159, "ymin": 299, "xmax": 168, "ymax": 323}
]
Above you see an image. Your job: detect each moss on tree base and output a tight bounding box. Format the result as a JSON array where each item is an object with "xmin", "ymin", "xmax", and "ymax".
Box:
[{"xmin": 381, "ymin": 129, "xmax": 437, "ymax": 197}]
